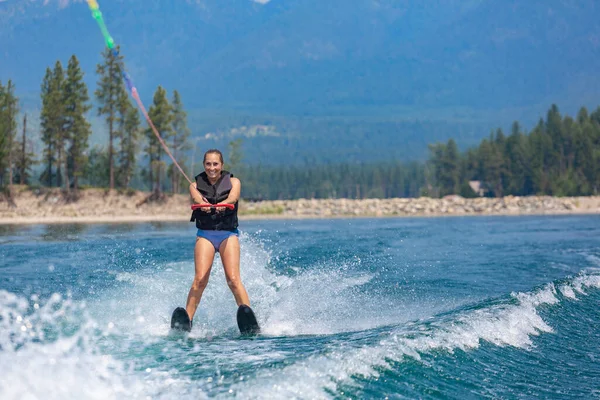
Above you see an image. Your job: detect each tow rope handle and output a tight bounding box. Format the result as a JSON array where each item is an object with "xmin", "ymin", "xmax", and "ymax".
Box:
[{"xmin": 191, "ymin": 203, "xmax": 235, "ymax": 211}]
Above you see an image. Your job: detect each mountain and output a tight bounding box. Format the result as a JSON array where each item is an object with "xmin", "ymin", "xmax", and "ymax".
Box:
[{"xmin": 2, "ymin": 0, "xmax": 599, "ymax": 163}]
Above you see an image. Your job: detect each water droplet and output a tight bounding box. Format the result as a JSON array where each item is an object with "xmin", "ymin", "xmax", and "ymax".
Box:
[{"xmin": 48, "ymin": 264, "xmax": 55, "ymax": 272}]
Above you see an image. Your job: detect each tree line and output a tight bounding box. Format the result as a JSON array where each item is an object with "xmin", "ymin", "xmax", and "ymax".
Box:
[
  {"xmin": 2, "ymin": 52, "xmax": 600, "ymax": 199},
  {"xmin": 236, "ymin": 162, "xmax": 425, "ymax": 200},
  {"xmin": 427, "ymin": 104, "xmax": 600, "ymax": 198},
  {"xmin": 0, "ymin": 48, "xmax": 191, "ymax": 198},
  {"xmin": 235, "ymin": 104, "xmax": 600, "ymax": 199}
]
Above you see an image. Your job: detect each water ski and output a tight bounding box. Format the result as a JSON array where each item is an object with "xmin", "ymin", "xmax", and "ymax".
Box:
[
  {"xmin": 171, "ymin": 307, "xmax": 192, "ymax": 332},
  {"xmin": 237, "ymin": 305, "xmax": 260, "ymax": 336}
]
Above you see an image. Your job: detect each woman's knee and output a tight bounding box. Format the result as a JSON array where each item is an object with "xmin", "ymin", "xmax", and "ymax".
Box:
[
  {"xmin": 192, "ymin": 274, "xmax": 210, "ymax": 290},
  {"xmin": 226, "ymin": 276, "xmax": 243, "ymax": 290}
]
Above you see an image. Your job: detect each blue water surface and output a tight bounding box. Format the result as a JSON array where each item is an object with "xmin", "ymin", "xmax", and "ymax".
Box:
[{"xmin": 1, "ymin": 215, "xmax": 599, "ymax": 399}]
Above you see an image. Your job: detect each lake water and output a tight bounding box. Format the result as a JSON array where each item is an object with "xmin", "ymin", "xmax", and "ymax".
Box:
[{"xmin": 1, "ymin": 215, "xmax": 600, "ymax": 399}]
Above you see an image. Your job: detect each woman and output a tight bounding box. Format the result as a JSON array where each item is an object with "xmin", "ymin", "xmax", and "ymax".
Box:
[{"xmin": 181, "ymin": 149, "xmax": 257, "ymax": 333}]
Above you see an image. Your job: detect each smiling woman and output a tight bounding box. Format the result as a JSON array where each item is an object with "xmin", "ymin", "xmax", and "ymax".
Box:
[{"xmin": 175, "ymin": 149, "xmax": 259, "ymax": 334}]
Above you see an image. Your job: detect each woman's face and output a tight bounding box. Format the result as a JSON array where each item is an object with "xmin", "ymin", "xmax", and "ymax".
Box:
[{"xmin": 204, "ymin": 153, "xmax": 223, "ymax": 181}]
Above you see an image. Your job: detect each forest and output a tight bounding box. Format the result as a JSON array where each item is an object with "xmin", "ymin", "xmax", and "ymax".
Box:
[{"xmin": 2, "ymin": 52, "xmax": 600, "ymax": 200}]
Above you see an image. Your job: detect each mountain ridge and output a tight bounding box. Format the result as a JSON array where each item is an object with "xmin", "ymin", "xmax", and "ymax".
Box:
[{"xmin": 2, "ymin": 0, "xmax": 599, "ymax": 164}]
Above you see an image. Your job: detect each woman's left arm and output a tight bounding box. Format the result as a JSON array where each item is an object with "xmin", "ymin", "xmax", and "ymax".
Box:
[{"xmin": 222, "ymin": 177, "xmax": 241, "ymax": 204}]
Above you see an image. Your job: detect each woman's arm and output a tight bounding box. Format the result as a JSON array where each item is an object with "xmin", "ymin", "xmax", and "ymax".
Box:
[
  {"xmin": 221, "ymin": 177, "xmax": 241, "ymax": 204},
  {"xmin": 189, "ymin": 182, "xmax": 207, "ymax": 204}
]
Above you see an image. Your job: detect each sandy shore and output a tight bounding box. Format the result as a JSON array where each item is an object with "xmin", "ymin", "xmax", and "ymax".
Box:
[{"xmin": 1, "ymin": 187, "xmax": 599, "ymax": 225}]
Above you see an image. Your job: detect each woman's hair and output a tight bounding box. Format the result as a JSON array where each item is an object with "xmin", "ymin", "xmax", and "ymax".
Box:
[{"xmin": 203, "ymin": 149, "xmax": 224, "ymax": 164}]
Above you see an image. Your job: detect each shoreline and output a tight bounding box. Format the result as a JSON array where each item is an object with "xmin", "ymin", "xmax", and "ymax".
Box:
[
  {"xmin": 1, "ymin": 188, "xmax": 599, "ymax": 225},
  {"xmin": 0, "ymin": 209, "xmax": 598, "ymax": 226}
]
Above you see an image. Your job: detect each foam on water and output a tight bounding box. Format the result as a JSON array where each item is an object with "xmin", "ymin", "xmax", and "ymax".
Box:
[
  {"xmin": 0, "ymin": 291, "xmax": 136, "ymax": 399},
  {"xmin": 0, "ymin": 231, "xmax": 448, "ymax": 399},
  {"xmin": 87, "ymin": 232, "xmax": 280, "ymax": 338},
  {"xmin": 88, "ymin": 232, "xmax": 419, "ymax": 338},
  {"xmin": 3, "ymin": 225, "xmax": 600, "ymax": 399},
  {"xmin": 0, "ymin": 289, "xmax": 207, "ymax": 400},
  {"xmin": 230, "ymin": 272, "xmax": 600, "ymax": 399}
]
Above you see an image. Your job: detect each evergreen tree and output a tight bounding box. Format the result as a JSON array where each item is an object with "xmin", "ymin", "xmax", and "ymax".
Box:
[
  {"xmin": 546, "ymin": 104, "xmax": 566, "ymax": 176},
  {"xmin": 0, "ymin": 80, "xmax": 19, "ymax": 187},
  {"xmin": 492, "ymin": 128, "xmax": 508, "ymax": 196},
  {"xmin": 504, "ymin": 122, "xmax": 529, "ymax": 195},
  {"xmin": 64, "ymin": 55, "xmax": 92, "ymax": 192},
  {"xmin": 441, "ymin": 138, "xmax": 460, "ymax": 196},
  {"xmin": 40, "ymin": 63, "xmax": 67, "ymax": 188},
  {"xmin": 39, "ymin": 68, "xmax": 56, "ymax": 186},
  {"xmin": 144, "ymin": 86, "xmax": 172, "ymax": 195},
  {"xmin": 116, "ymin": 95, "xmax": 141, "ymax": 189},
  {"xmin": 527, "ymin": 120, "xmax": 551, "ymax": 194},
  {"xmin": 96, "ymin": 46, "xmax": 127, "ymax": 190},
  {"xmin": 51, "ymin": 62, "xmax": 68, "ymax": 191},
  {"xmin": 13, "ymin": 114, "xmax": 37, "ymax": 185},
  {"xmin": 427, "ymin": 142, "xmax": 445, "ymax": 197},
  {"xmin": 83, "ymin": 145, "xmax": 110, "ymax": 188},
  {"xmin": 0, "ymin": 82, "xmax": 8, "ymax": 186},
  {"xmin": 427, "ymin": 139, "xmax": 460, "ymax": 197}
]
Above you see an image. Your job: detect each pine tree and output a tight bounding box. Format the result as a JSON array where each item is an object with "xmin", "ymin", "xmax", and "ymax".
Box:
[
  {"xmin": 5, "ymin": 81, "xmax": 18, "ymax": 187},
  {"xmin": 546, "ymin": 104, "xmax": 566, "ymax": 176},
  {"xmin": 39, "ymin": 68, "xmax": 56, "ymax": 186},
  {"xmin": 505, "ymin": 122, "xmax": 529, "ymax": 195},
  {"xmin": 83, "ymin": 145, "xmax": 110, "ymax": 188},
  {"xmin": 116, "ymin": 91, "xmax": 140, "ymax": 189},
  {"xmin": 492, "ymin": 128, "xmax": 508, "ymax": 196},
  {"xmin": 39, "ymin": 62, "xmax": 67, "ymax": 189},
  {"xmin": 13, "ymin": 114, "xmax": 38, "ymax": 185},
  {"xmin": 427, "ymin": 142, "xmax": 445, "ymax": 197},
  {"xmin": 145, "ymin": 86, "xmax": 173, "ymax": 195},
  {"xmin": 427, "ymin": 139, "xmax": 460, "ymax": 197},
  {"xmin": 0, "ymin": 82, "xmax": 7, "ymax": 186},
  {"xmin": 64, "ymin": 55, "xmax": 92, "ymax": 193},
  {"xmin": 52, "ymin": 62, "xmax": 69, "ymax": 190},
  {"xmin": 96, "ymin": 47, "xmax": 127, "ymax": 190},
  {"xmin": 0, "ymin": 80, "xmax": 19, "ymax": 188},
  {"xmin": 169, "ymin": 90, "xmax": 191, "ymax": 193},
  {"xmin": 527, "ymin": 120, "xmax": 551, "ymax": 194},
  {"xmin": 441, "ymin": 138, "xmax": 460, "ymax": 196}
]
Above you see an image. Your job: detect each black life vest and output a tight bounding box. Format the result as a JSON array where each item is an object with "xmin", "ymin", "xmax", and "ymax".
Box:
[{"xmin": 190, "ymin": 171, "xmax": 239, "ymax": 231}]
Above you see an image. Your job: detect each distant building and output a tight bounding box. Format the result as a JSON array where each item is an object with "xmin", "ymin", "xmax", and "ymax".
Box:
[{"xmin": 469, "ymin": 181, "xmax": 487, "ymax": 197}]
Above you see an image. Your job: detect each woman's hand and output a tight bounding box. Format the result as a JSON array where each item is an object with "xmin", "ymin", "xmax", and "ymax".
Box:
[
  {"xmin": 189, "ymin": 183, "xmax": 211, "ymax": 211},
  {"xmin": 215, "ymin": 205, "xmax": 228, "ymax": 213}
]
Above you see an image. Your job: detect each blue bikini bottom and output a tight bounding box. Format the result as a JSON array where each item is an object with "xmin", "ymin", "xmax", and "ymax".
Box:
[{"xmin": 196, "ymin": 229, "xmax": 239, "ymax": 252}]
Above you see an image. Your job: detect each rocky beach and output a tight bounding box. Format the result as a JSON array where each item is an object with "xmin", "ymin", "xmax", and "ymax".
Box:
[{"xmin": 1, "ymin": 186, "xmax": 599, "ymax": 225}]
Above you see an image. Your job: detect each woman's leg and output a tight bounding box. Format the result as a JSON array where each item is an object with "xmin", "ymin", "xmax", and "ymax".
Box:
[
  {"xmin": 219, "ymin": 235, "xmax": 250, "ymax": 306},
  {"xmin": 186, "ymin": 237, "xmax": 216, "ymax": 320}
]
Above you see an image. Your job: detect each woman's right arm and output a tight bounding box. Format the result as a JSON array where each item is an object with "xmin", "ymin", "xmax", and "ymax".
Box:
[{"xmin": 189, "ymin": 182, "xmax": 207, "ymax": 204}]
